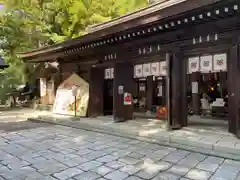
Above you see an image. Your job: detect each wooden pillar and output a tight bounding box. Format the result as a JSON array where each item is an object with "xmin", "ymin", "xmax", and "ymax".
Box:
[
  {"xmin": 146, "ymin": 76, "xmax": 153, "ymax": 113},
  {"xmin": 228, "ymin": 45, "xmax": 240, "ymax": 135},
  {"xmin": 191, "ymin": 72, "xmax": 201, "ymax": 115},
  {"xmin": 168, "ymin": 52, "xmax": 187, "ymax": 129},
  {"xmin": 113, "ymin": 62, "xmax": 134, "ymax": 122},
  {"xmin": 88, "ymin": 67, "xmax": 104, "ymax": 117}
]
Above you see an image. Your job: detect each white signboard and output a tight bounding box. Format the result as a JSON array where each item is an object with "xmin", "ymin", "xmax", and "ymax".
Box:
[
  {"xmin": 40, "ymin": 78, "xmax": 47, "ymax": 97},
  {"xmin": 143, "ymin": 63, "xmax": 151, "ymax": 77},
  {"xmin": 188, "ymin": 57, "xmax": 200, "ymax": 73},
  {"xmin": 213, "ymin": 53, "xmax": 227, "ymax": 72},
  {"xmin": 159, "ymin": 61, "xmax": 167, "ymax": 76},
  {"xmin": 151, "ymin": 62, "xmax": 160, "ymax": 76},
  {"xmin": 104, "ymin": 68, "xmax": 111, "ymax": 79},
  {"xmin": 157, "ymin": 85, "xmax": 163, "ymax": 97},
  {"xmin": 118, "ymin": 85, "xmax": 124, "ymax": 94},
  {"xmin": 53, "ymin": 89, "xmax": 75, "ymax": 114},
  {"xmin": 192, "ymin": 82, "xmax": 198, "ymax": 94},
  {"xmin": 134, "ymin": 64, "xmax": 143, "ymax": 78},
  {"xmin": 200, "ymin": 55, "xmax": 213, "ymax": 73},
  {"xmin": 110, "ymin": 68, "xmax": 114, "ymax": 79}
]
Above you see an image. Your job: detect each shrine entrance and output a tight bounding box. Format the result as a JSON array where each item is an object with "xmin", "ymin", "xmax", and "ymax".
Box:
[
  {"xmin": 103, "ymin": 68, "xmax": 114, "ymax": 115},
  {"xmin": 187, "ymin": 53, "xmax": 228, "ymax": 131}
]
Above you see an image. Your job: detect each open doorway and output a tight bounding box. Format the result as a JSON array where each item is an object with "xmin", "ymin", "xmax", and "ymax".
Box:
[
  {"xmin": 103, "ymin": 68, "xmax": 114, "ymax": 116},
  {"xmin": 187, "ymin": 54, "xmax": 228, "ymax": 132}
]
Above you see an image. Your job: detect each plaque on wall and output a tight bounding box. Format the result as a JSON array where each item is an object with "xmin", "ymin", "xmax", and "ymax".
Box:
[
  {"xmin": 192, "ymin": 82, "xmax": 198, "ymax": 94},
  {"xmin": 104, "ymin": 68, "xmax": 111, "ymax": 79},
  {"xmin": 143, "ymin": 63, "xmax": 151, "ymax": 77},
  {"xmin": 188, "ymin": 57, "xmax": 200, "ymax": 74},
  {"xmin": 213, "ymin": 53, "xmax": 227, "ymax": 72},
  {"xmin": 134, "ymin": 64, "xmax": 143, "ymax": 78},
  {"xmin": 118, "ymin": 85, "xmax": 124, "ymax": 94},
  {"xmin": 151, "ymin": 62, "xmax": 160, "ymax": 76},
  {"xmin": 157, "ymin": 85, "xmax": 163, "ymax": 97},
  {"xmin": 159, "ymin": 61, "xmax": 167, "ymax": 76},
  {"xmin": 110, "ymin": 68, "xmax": 114, "ymax": 79},
  {"xmin": 200, "ymin": 55, "xmax": 213, "ymax": 73}
]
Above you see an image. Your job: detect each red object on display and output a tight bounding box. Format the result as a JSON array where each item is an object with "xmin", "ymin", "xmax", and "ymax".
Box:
[{"xmin": 156, "ymin": 106, "xmax": 168, "ymax": 119}]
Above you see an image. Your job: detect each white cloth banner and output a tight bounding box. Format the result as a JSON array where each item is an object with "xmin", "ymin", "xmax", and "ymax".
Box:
[
  {"xmin": 213, "ymin": 53, "xmax": 227, "ymax": 72},
  {"xmin": 134, "ymin": 64, "xmax": 143, "ymax": 78},
  {"xmin": 200, "ymin": 55, "xmax": 213, "ymax": 73},
  {"xmin": 104, "ymin": 68, "xmax": 111, "ymax": 79},
  {"xmin": 142, "ymin": 63, "xmax": 151, "ymax": 77},
  {"xmin": 159, "ymin": 61, "xmax": 167, "ymax": 76},
  {"xmin": 151, "ymin": 62, "xmax": 160, "ymax": 76},
  {"xmin": 188, "ymin": 57, "xmax": 199, "ymax": 73}
]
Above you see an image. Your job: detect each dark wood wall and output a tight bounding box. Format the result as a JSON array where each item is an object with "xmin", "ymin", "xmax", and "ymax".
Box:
[{"xmin": 56, "ymin": 13, "xmax": 240, "ymax": 135}]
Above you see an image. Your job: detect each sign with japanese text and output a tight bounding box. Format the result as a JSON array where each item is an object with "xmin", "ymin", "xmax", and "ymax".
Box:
[
  {"xmin": 110, "ymin": 68, "xmax": 114, "ymax": 79},
  {"xmin": 151, "ymin": 62, "xmax": 160, "ymax": 76},
  {"xmin": 200, "ymin": 55, "xmax": 213, "ymax": 73},
  {"xmin": 104, "ymin": 68, "xmax": 111, "ymax": 79},
  {"xmin": 159, "ymin": 61, "xmax": 167, "ymax": 76},
  {"xmin": 40, "ymin": 78, "xmax": 47, "ymax": 97},
  {"xmin": 188, "ymin": 57, "xmax": 199, "ymax": 73},
  {"xmin": 213, "ymin": 53, "xmax": 227, "ymax": 72},
  {"xmin": 134, "ymin": 64, "xmax": 143, "ymax": 78},
  {"xmin": 143, "ymin": 63, "xmax": 151, "ymax": 77}
]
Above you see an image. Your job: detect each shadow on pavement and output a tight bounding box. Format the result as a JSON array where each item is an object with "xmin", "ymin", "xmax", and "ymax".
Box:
[{"xmin": 0, "ymin": 121, "xmax": 54, "ymax": 132}]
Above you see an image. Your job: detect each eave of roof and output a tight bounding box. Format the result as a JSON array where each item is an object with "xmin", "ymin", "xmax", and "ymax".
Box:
[{"xmin": 19, "ymin": 0, "xmax": 223, "ymax": 60}]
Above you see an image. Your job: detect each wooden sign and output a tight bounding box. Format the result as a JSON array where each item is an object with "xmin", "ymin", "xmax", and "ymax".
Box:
[
  {"xmin": 40, "ymin": 78, "xmax": 47, "ymax": 97},
  {"xmin": 143, "ymin": 63, "xmax": 151, "ymax": 77},
  {"xmin": 104, "ymin": 68, "xmax": 111, "ymax": 79},
  {"xmin": 151, "ymin": 62, "xmax": 160, "ymax": 76},
  {"xmin": 213, "ymin": 53, "xmax": 227, "ymax": 72},
  {"xmin": 134, "ymin": 64, "xmax": 143, "ymax": 78},
  {"xmin": 110, "ymin": 68, "xmax": 114, "ymax": 79},
  {"xmin": 188, "ymin": 57, "xmax": 199, "ymax": 73},
  {"xmin": 200, "ymin": 55, "xmax": 213, "ymax": 73},
  {"xmin": 159, "ymin": 61, "xmax": 167, "ymax": 76}
]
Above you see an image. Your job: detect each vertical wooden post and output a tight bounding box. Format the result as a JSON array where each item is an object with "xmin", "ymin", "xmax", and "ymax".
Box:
[
  {"xmin": 228, "ymin": 45, "xmax": 239, "ymax": 134},
  {"xmin": 191, "ymin": 72, "xmax": 201, "ymax": 115},
  {"xmin": 167, "ymin": 52, "xmax": 187, "ymax": 129},
  {"xmin": 88, "ymin": 67, "xmax": 104, "ymax": 117},
  {"xmin": 146, "ymin": 76, "xmax": 153, "ymax": 114},
  {"xmin": 113, "ymin": 62, "xmax": 134, "ymax": 122}
]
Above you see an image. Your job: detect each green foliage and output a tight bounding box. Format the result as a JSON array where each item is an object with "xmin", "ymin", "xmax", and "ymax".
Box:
[{"xmin": 0, "ymin": 0, "xmax": 148, "ymax": 102}]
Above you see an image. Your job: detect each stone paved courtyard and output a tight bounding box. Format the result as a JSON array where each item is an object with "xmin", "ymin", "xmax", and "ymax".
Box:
[{"xmin": 0, "ymin": 121, "xmax": 240, "ymax": 180}]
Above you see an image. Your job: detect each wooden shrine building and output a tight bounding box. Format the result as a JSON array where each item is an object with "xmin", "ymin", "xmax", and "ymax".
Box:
[{"xmin": 20, "ymin": 0, "xmax": 240, "ymax": 137}]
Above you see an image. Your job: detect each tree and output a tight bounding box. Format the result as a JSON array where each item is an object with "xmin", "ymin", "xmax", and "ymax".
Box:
[{"xmin": 0, "ymin": 0, "xmax": 148, "ymax": 102}]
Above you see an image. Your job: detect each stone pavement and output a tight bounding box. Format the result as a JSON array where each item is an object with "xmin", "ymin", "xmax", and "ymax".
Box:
[
  {"xmin": 29, "ymin": 112, "xmax": 240, "ymax": 161},
  {"xmin": 0, "ymin": 122, "xmax": 240, "ymax": 180}
]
